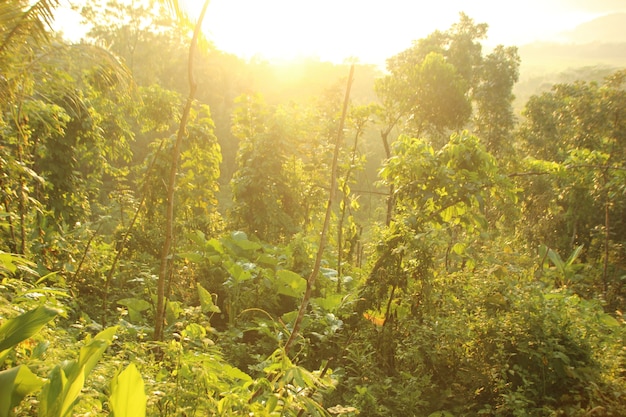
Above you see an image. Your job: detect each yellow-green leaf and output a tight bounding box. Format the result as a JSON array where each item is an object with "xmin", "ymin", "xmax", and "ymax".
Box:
[{"xmin": 110, "ymin": 363, "xmax": 146, "ymax": 417}]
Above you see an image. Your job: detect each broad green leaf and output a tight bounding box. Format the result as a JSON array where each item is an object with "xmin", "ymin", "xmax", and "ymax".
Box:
[
  {"xmin": 35, "ymin": 271, "xmax": 61, "ymax": 285},
  {"xmin": 182, "ymin": 323, "xmax": 206, "ymax": 339},
  {"xmin": 256, "ymin": 253, "xmax": 278, "ymax": 267},
  {"xmin": 276, "ymin": 270, "xmax": 306, "ymax": 298},
  {"xmin": 0, "ymin": 306, "xmax": 59, "ymax": 353},
  {"xmin": 220, "ymin": 363, "xmax": 252, "ymax": 381},
  {"xmin": 197, "ymin": 283, "xmax": 221, "ymax": 313},
  {"xmin": 0, "ymin": 252, "xmax": 34, "ymax": 275},
  {"xmin": 31, "ymin": 340, "xmax": 49, "ymax": 360},
  {"xmin": 78, "ymin": 326, "xmax": 117, "ymax": 377},
  {"xmin": 178, "ymin": 252, "xmax": 204, "ymax": 263},
  {"xmin": 40, "ymin": 365, "xmax": 84, "ymax": 417},
  {"xmin": 599, "ymin": 313, "xmax": 620, "ymax": 327},
  {"xmin": 230, "ymin": 231, "xmax": 262, "ymax": 251},
  {"xmin": 117, "ymin": 298, "xmax": 151, "ymax": 312},
  {"xmin": 205, "ymin": 238, "xmax": 224, "ymax": 254},
  {"xmin": 266, "ymin": 394, "xmax": 278, "ymax": 412},
  {"xmin": 547, "ymin": 249, "xmax": 565, "ymax": 273},
  {"xmin": 22, "ymin": 287, "xmax": 70, "ymax": 299},
  {"xmin": 226, "ymin": 262, "xmax": 251, "ymax": 282},
  {"xmin": 451, "ymin": 242, "xmax": 466, "ymax": 255},
  {"xmin": 566, "ymin": 245, "xmax": 584, "ymax": 266},
  {"xmin": 59, "ymin": 367, "xmax": 85, "ymax": 417},
  {"xmin": 110, "ymin": 363, "xmax": 146, "ymax": 417},
  {"xmin": 0, "ymin": 349, "xmax": 9, "ymax": 366},
  {"xmin": 39, "ymin": 366, "xmax": 65, "ymax": 417},
  {"xmin": 544, "ymin": 293, "xmax": 564, "ymax": 301},
  {"xmin": 187, "ymin": 230, "xmax": 207, "ymax": 246},
  {"xmin": 117, "ymin": 299, "xmax": 151, "ymax": 323},
  {"xmin": 0, "ymin": 365, "xmax": 45, "ymax": 417},
  {"xmin": 166, "ymin": 300, "xmax": 183, "ymax": 325},
  {"xmin": 312, "ymin": 294, "xmax": 344, "ymax": 312},
  {"xmin": 231, "ymin": 231, "xmax": 249, "ymax": 241}
]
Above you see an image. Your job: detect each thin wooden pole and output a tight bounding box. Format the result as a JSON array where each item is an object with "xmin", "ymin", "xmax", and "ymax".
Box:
[
  {"xmin": 154, "ymin": 0, "xmax": 210, "ymax": 341},
  {"xmin": 284, "ymin": 64, "xmax": 355, "ymax": 354}
]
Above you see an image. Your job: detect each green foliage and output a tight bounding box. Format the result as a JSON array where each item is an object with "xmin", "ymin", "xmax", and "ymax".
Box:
[
  {"xmin": 516, "ymin": 69, "xmax": 626, "ymax": 308},
  {"xmin": 0, "ymin": 0, "xmax": 61, "ymax": 56},
  {"xmin": 3, "ymin": 4, "xmax": 626, "ymax": 417},
  {"xmin": 375, "ymin": 13, "xmax": 519, "ymax": 153},
  {"xmin": 377, "ymin": 50, "xmax": 471, "ymax": 139},
  {"xmin": 336, "ymin": 264, "xmax": 626, "ymax": 417},
  {"xmin": 0, "ymin": 365, "xmax": 45, "ymax": 417},
  {"xmin": 0, "ymin": 305, "xmax": 59, "ymax": 356},
  {"xmin": 230, "ymin": 94, "xmax": 316, "ymax": 242},
  {"xmin": 540, "ymin": 244, "xmax": 585, "ymax": 288},
  {"xmin": 109, "ymin": 363, "xmax": 146, "ymax": 417},
  {"xmin": 474, "ymin": 45, "xmax": 521, "ymax": 157},
  {"xmin": 276, "ymin": 269, "xmax": 307, "ymax": 298},
  {"xmin": 39, "ymin": 326, "xmax": 117, "ymax": 417}
]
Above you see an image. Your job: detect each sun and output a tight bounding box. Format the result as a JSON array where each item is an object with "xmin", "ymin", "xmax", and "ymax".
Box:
[
  {"xmin": 182, "ymin": 0, "xmax": 424, "ymax": 64},
  {"xmin": 199, "ymin": 0, "xmax": 357, "ymax": 63},
  {"xmin": 176, "ymin": 0, "xmax": 606, "ymax": 66}
]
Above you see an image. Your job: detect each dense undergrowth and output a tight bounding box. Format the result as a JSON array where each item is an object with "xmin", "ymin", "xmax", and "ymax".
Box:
[{"xmin": 1, "ymin": 232, "xmax": 625, "ymax": 416}]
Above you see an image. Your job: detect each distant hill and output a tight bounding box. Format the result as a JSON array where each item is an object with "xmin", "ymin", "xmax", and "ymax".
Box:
[
  {"xmin": 519, "ymin": 41, "xmax": 626, "ymax": 70},
  {"xmin": 559, "ymin": 12, "xmax": 626, "ymax": 43},
  {"xmin": 513, "ymin": 13, "xmax": 626, "ymax": 110},
  {"xmin": 517, "ymin": 13, "xmax": 626, "ymax": 69}
]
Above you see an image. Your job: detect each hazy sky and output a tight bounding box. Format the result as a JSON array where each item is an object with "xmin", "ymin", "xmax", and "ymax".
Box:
[
  {"xmin": 56, "ymin": 0, "xmax": 626, "ymax": 65},
  {"xmin": 197, "ymin": 0, "xmax": 626, "ymax": 63}
]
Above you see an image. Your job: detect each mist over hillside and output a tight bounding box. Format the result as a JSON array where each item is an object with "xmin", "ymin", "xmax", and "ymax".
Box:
[
  {"xmin": 559, "ymin": 12, "xmax": 626, "ymax": 43},
  {"xmin": 518, "ymin": 12, "xmax": 626, "ymax": 69},
  {"xmin": 513, "ymin": 12, "xmax": 626, "ymax": 110}
]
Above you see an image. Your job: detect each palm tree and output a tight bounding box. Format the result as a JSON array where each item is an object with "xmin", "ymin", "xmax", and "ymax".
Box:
[
  {"xmin": 0, "ymin": 0, "xmax": 134, "ymax": 253},
  {"xmin": 1, "ymin": 0, "xmax": 212, "ymax": 341}
]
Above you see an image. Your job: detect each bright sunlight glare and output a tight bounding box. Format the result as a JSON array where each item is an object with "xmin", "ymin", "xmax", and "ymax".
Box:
[
  {"xmin": 194, "ymin": 0, "xmax": 613, "ymax": 64},
  {"xmin": 56, "ymin": 0, "xmax": 626, "ymax": 65}
]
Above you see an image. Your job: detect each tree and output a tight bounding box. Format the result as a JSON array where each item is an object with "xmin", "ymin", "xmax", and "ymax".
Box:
[
  {"xmin": 373, "ymin": 13, "xmax": 520, "ymax": 223},
  {"xmin": 0, "ymin": 18, "xmax": 132, "ymax": 262},
  {"xmin": 229, "ymin": 94, "xmax": 301, "ymax": 242},
  {"xmin": 375, "ymin": 13, "xmax": 489, "ymax": 143},
  {"xmin": 229, "ymin": 92, "xmax": 337, "ymax": 243},
  {"xmin": 473, "ymin": 45, "xmax": 520, "ymax": 157},
  {"xmin": 517, "ymin": 70, "xmax": 626, "ymax": 307}
]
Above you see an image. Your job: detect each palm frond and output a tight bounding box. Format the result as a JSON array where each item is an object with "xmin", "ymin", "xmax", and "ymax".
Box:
[
  {"xmin": 161, "ymin": 0, "xmax": 183, "ymax": 20},
  {"xmin": 1, "ymin": 41, "xmax": 135, "ymax": 117},
  {"xmin": 37, "ymin": 43, "xmax": 136, "ymax": 113},
  {"xmin": 0, "ymin": 0, "xmax": 61, "ymax": 54},
  {"xmin": 157, "ymin": 0, "xmax": 213, "ymax": 54}
]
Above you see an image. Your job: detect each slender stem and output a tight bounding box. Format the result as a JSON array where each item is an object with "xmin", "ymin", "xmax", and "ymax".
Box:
[
  {"xmin": 12, "ymin": 104, "xmax": 28, "ymax": 255},
  {"xmin": 284, "ymin": 64, "xmax": 354, "ymax": 354},
  {"xmin": 337, "ymin": 128, "xmax": 362, "ymax": 292},
  {"xmin": 101, "ymin": 141, "xmax": 164, "ymax": 328},
  {"xmin": 154, "ymin": 0, "xmax": 210, "ymax": 341},
  {"xmin": 603, "ymin": 174, "xmax": 610, "ymax": 297},
  {"xmin": 72, "ymin": 222, "xmax": 103, "ymax": 285}
]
